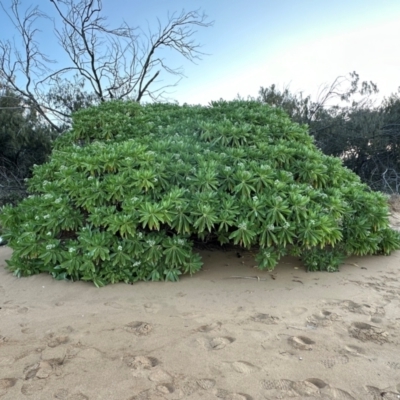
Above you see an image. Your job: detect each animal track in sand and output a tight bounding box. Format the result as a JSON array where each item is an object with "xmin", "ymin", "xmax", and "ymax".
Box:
[
  {"xmin": 123, "ymin": 355, "xmax": 159, "ymax": 370},
  {"xmin": 349, "ymin": 321, "xmax": 390, "ymax": 344},
  {"xmin": 251, "ymin": 313, "xmax": 280, "ymax": 324},
  {"xmin": 288, "ymin": 335, "xmax": 315, "ymax": 350},
  {"xmin": 209, "ymin": 336, "xmax": 235, "ymax": 350},
  {"xmin": 125, "ymin": 321, "xmax": 153, "ymax": 336},
  {"xmin": 320, "ymin": 355, "xmax": 349, "ymax": 369}
]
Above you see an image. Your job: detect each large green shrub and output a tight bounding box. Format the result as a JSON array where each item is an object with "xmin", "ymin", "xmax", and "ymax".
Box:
[{"xmin": 1, "ymin": 100, "xmax": 399, "ymax": 286}]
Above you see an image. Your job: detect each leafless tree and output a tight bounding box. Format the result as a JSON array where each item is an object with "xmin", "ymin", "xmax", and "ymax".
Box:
[{"xmin": 0, "ymin": 0, "xmax": 213, "ymax": 129}]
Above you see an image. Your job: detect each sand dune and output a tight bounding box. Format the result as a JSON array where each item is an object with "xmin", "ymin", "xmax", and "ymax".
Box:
[{"xmin": 1, "ymin": 240, "xmax": 400, "ymax": 399}]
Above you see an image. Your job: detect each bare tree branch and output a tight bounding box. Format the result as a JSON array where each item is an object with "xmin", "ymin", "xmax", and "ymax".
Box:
[{"xmin": 0, "ymin": 0, "xmax": 213, "ymax": 127}]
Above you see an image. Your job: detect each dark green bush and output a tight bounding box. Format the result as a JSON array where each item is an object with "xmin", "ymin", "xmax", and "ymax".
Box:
[{"xmin": 1, "ymin": 100, "xmax": 399, "ymax": 286}]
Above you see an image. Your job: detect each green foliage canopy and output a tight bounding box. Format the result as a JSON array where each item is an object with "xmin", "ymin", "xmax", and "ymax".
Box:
[{"xmin": 1, "ymin": 100, "xmax": 399, "ymax": 286}]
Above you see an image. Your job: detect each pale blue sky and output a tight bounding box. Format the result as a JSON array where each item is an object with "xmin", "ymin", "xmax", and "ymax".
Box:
[{"xmin": 1, "ymin": 0, "xmax": 400, "ymax": 105}]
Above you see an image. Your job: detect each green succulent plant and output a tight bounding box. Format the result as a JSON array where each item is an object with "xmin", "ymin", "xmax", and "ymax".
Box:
[{"xmin": 1, "ymin": 100, "xmax": 399, "ymax": 286}]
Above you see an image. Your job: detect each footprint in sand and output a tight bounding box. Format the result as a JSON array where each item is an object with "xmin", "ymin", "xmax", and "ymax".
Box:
[
  {"xmin": 0, "ymin": 378, "xmax": 17, "ymax": 397},
  {"xmin": 148, "ymin": 368, "xmax": 172, "ymax": 383},
  {"xmin": 262, "ymin": 379, "xmax": 308, "ymax": 398},
  {"xmin": 47, "ymin": 335, "xmax": 70, "ymax": 348},
  {"xmin": 307, "ymin": 309, "xmax": 341, "ymax": 328},
  {"xmin": 214, "ymin": 388, "xmax": 254, "ymax": 399},
  {"xmin": 209, "ymin": 336, "xmax": 235, "ymax": 350},
  {"xmin": 371, "ymin": 316, "xmax": 383, "ymax": 324},
  {"xmin": 156, "ymin": 383, "xmax": 175, "ymax": 394},
  {"xmin": 68, "ymin": 393, "xmax": 90, "ymax": 400},
  {"xmin": 367, "ymin": 385, "xmax": 400, "ymax": 400},
  {"xmin": 0, "ymin": 356, "xmax": 14, "ymax": 367},
  {"xmin": 179, "ymin": 311, "xmax": 203, "ymax": 319},
  {"xmin": 321, "ymin": 386, "xmax": 357, "ymax": 399},
  {"xmin": 104, "ymin": 301, "xmax": 123, "ymax": 309},
  {"xmin": 174, "ymin": 376, "xmax": 200, "ymax": 396},
  {"xmin": 344, "ymin": 344, "xmax": 366, "ymax": 357},
  {"xmin": 387, "ymin": 361, "xmax": 400, "ymax": 370},
  {"xmin": 150, "ymin": 372, "xmax": 200, "ymax": 396},
  {"xmin": 196, "ymin": 378, "xmax": 216, "ymax": 390},
  {"xmin": 125, "ymin": 321, "xmax": 153, "ymax": 336},
  {"xmin": 348, "ymin": 322, "xmax": 390, "ymax": 344},
  {"xmin": 20, "ymin": 381, "xmax": 46, "ymax": 396},
  {"xmin": 262, "ymin": 378, "xmax": 356, "ymax": 399},
  {"xmin": 231, "ymin": 361, "xmax": 258, "ymax": 374},
  {"xmin": 129, "ymin": 390, "xmax": 162, "ymax": 400},
  {"xmin": 341, "ymin": 300, "xmax": 385, "ymax": 316},
  {"xmin": 320, "ymin": 355, "xmax": 349, "ymax": 369},
  {"xmin": 24, "ymin": 360, "xmax": 57, "ymax": 380},
  {"xmin": 123, "ymin": 355, "xmax": 159, "ymax": 370},
  {"xmin": 251, "ymin": 313, "xmax": 280, "ymax": 324},
  {"xmin": 195, "ymin": 322, "xmax": 222, "ymax": 332},
  {"xmin": 2, "ymin": 304, "xmax": 28, "ymax": 315},
  {"xmin": 284, "ymin": 307, "xmax": 308, "ymax": 317},
  {"xmin": 288, "ymin": 336, "xmax": 315, "ymax": 350},
  {"xmin": 24, "ymin": 362, "xmax": 41, "ymax": 380},
  {"xmin": 54, "ymin": 389, "xmax": 89, "ymax": 400},
  {"xmin": 143, "ymin": 303, "xmax": 162, "ymax": 314}
]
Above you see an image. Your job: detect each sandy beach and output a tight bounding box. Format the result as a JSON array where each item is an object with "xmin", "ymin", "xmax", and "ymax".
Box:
[{"xmin": 1, "ymin": 215, "xmax": 400, "ymax": 399}]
